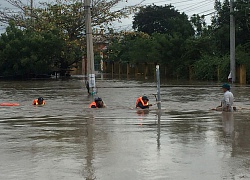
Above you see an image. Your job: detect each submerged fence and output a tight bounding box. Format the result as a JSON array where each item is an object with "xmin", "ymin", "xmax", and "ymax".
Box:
[{"xmin": 72, "ymin": 61, "xmax": 247, "ymax": 84}]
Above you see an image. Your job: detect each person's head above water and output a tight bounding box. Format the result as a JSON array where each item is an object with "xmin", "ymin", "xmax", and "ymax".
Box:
[
  {"xmin": 222, "ymin": 83, "xmax": 230, "ymax": 92},
  {"xmin": 94, "ymin": 97, "xmax": 102, "ymax": 102},
  {"xmin": 37, "ymin": 97, "xmax": 44, "ymax": 105},
  {"xmin": 94, "ymin": 97, "xmax": 104, "ymax": 108},
  {"xmin": 142, "ymin": 96, "xmax": 149, "ymax": 103}
]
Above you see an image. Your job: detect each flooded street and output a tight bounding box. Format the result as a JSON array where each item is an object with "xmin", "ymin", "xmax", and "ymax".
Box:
[{"xmin": 1, "ymin": 77, "xmax": 250, "ymax": 180}]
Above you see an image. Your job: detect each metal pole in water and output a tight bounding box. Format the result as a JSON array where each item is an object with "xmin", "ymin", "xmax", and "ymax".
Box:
[
  {"xmin": 84, "ymin": 0, "xmax": 96, "ymax": 95},
  {"xmin": 230, "ymin": 0, "xmax": 236, "ymax": 83},
  {"xmin": 156, "ymin": 65, "xmax": 161, "ymax": 110}
]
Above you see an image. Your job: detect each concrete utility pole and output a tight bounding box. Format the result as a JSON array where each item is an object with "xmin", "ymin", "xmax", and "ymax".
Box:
[
  {"xmin": 30, "ymin": 0, "xmax": 33, "ymax": 24},
  {"xmin": 84, "ymin": 0, "xmax": 96, "ymax": 94},
  {"xmin": 30, "ymin": 0, "xmax": 33, "ymax": 14},
  {"xmin": 230, "ymin": 0, "xmax": 236, "ymax": 82}
]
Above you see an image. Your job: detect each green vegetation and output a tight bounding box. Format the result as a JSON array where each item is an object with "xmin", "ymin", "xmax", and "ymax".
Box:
[
  {"xmin": 107, "ymin": 0, "xmax": 250, "ymax": 81},
  {"xmin": 0, "ymin": 22, "xmax": 64, "ymax": 78},
  {"xmin": 0, "ymin": 0, "xmax": 138, "ymax": 78},
  {"xmin": 0, "ymin": 0, "xmax": 249, "ymax": 81}
]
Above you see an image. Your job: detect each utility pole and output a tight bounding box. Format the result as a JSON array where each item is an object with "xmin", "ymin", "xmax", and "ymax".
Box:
[
  {"xmin": 30, "ymin": 0, "xmax": 33, "ymax": 25},
  {"xmin": 84, "ymin": 0, "xmax": 96, "ymax": 95},
  {"xmin": 230, "ymin": 0, "xmax": 236, "ymax": 83},
  {"xmin": 30, "ymin": 0, "xmax": 33, "ymax": 14}
]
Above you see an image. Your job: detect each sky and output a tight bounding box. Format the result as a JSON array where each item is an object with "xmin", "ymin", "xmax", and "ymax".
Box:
[
  {"xmin": 111, "ymin": 0, "xmax": 215, "ymax": 31},
  {"xmin": 0, "ymin": 0, "xmax": 215, "ymax": 33}
]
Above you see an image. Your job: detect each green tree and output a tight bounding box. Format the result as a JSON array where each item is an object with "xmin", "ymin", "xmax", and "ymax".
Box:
[
  {"xmin": 132, "ymin": 5, "xmax": 194, "ymax": 38},
  {"xmin": 146, "ymin": 32, "xmax": 190, "ymax": 78},
  {"xmin": 190, "ymin": 14, "xmax": 207, "ymax": 36},
  {"xmin": 234, "ymin": 0, "xmax": 250, "ymax": 46},
  {"xmin": 107, "ymin": 32, "xmax": 155, "ymax": 64},
  {"xmin": 211, "ymin": 0, "xmax": 231, "ymax": 54},
  {"xmin": 211, "ymin": 0, "xmax": 250, "ymax": 54},
  {"xmin": 0, "ymin": 0, "xmax": 139, "ymax": 33},
  {"xmin": 0, "ymin": 22, "xmax": 64, "ymax": 78},
  {"xmin": 0, "ymin": 0, "xmax": 140, "ymax": 75}
]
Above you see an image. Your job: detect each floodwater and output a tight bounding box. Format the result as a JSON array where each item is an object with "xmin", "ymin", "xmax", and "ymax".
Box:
[{"xmin": 1, "ymin": 77, "xmax": 250, "ymax": 180}]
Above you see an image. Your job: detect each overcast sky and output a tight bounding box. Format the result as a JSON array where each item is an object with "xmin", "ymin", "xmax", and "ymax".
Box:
[
  {"xmin": 0, "ymin": 0, "xmax": 215, "ymax": 33},
  {"xmin": 112, "ymin": 0, "xmax": 215, "ymax": 31}
]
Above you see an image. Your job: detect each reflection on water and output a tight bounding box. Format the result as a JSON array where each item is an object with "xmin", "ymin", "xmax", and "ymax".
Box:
[
  {"xmin": 222, "ymin": 112, "xmax": 234, "ymax": 137},
  {"xmin": 1, "ymin": 78, "xmax": 250, "ymax": 180},
  {"xmin": 85, "ymin": 118, "xmax": 95, "ymax": 180},
  {"xmin": 157, "ymin": 112, "xmax": 161, "ymax": 151}
]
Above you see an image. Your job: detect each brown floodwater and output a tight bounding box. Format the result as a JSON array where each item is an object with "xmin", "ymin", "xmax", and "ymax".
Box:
[{"xmin": 0, "ymin": 77, "xmax": 250, "ymax": 180}]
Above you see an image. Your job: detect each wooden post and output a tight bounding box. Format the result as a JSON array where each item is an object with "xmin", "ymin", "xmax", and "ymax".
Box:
[
  {"xmin": 127, "ymin": 62, "xmax": 130, "ymax": 79},
  {"xmin": 217, "ymin": 66, "xmax": 220, "ymax": 81},
  {"xmin": 111, "ymin": 62, "xmax": 114, "ymax": 79},
  {"xmin": 103, "ymin": 61, "xmax": 107, "ymax": 73},
  {"xmin": 144, "ymin": 63, "xmax": 148, "ymax": 79},
  {"xmin": 239, "ymin": 64, "xmax": 246, "ymax": 84},
  {"xmin": 118, "ymin": 62, "xmax": 121, "ymax": 78},
  {"xmin": 189, "ymin": 65, "xmax": 193, "ymax": 80},
  {"xmin": 154, "ymin": 63, "xmax": 156, "ymax": 80},
  {"xmin": 135, "ymin": 64, "xmax": 138, "ymax": 78},
  {"xmin": 82, "ymin": 56, "xmax": 87, "ymax": 76},
  {"xmin": 164, "ymin": 65, "xmax": 167, "ymax": 77}
]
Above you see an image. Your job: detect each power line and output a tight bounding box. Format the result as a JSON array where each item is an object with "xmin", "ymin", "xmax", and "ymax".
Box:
[
  {"xmin": 171, "ymin": 1, "xmax": 209, "ymax": 9},
  {"xmin": 197, "ymin": 9, "xmax": 215, "ymax": 15},
  {"xmin": 142, "ymin": 0, "xmax": 213, "ymax": 6},
  {"xmin": 145, "ymin": 0, "xmax": 195, "ymax": 5},
  {"xmin": 114, "ymin": 0, "xmax": 212, "ymax": 9},
  {"xmin": 203, "ymin": 11, "xmax": 216, "ymax": 16},
  {"xmin": 137, "ymin": 0, "xmax": 214, "ymax": 16},
  {"xmin": 126, "ymin": 0, "xmax": 214, "ymax": 27},
  {"xmin": 180, "ymin": 1, "xmax": 213, "ymax": 12}
]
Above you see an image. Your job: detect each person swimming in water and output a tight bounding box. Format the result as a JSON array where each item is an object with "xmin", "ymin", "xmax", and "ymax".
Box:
[
  {"xmin": 135, "ymin": 96, "xmax": 152, "ymax": 109},
  {"xmin": 33, "ymin": 97, "xmax": 45, "ymax": 105},
  {"xmin": 89, "ymin": 97, "xmax": 106, "ymax": 108}
]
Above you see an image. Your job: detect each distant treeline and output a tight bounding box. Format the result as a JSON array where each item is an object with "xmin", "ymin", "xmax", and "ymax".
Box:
[
  {"xmin": 0, "ymin": 0, "xmax": 249, "ymax": 82},
  {"xmin": 105, "ymin": 1, "xmax": 250, "ymax": 82}
]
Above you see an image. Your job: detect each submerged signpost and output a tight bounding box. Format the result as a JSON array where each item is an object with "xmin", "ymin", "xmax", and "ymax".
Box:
[
  {"xmin": 84, "ymin": 0, "xmax": 96, "ymax": 95},
  {"xmin": 156, "ymin": 65, "xmax": 161, "ymax": 110}
]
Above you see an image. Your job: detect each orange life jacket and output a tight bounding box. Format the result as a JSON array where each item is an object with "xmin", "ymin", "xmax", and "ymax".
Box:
[
  {"xmin": 136, "ymin": 97, "xmax": 148, "ymax": 108},
  {"xmin": 33, "ymin": 99, "xmax": 45, "ymax": 105},
  {"xmin": 89, "ymin": 102, "xmax": 97, "ymax": 108}
]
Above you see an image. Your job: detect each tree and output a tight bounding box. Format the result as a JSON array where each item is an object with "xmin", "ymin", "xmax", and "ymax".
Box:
[
  {"xmin": 0, "ymin": 0, "xmax": 139, "ymax": 33},
  {"xmin": 234, "ymin": 0, "xmax": 250, "ymax": 46},
  {"xmin": 190, "ymin": 14, "xmax": 207, "ymax": 36},
  {"xmin": 107, "ymin": 32, "xmax": 155, "ymax": 64},
  {"xmin": 132, "ymin": 5, "xmax": 194, "ymax": 38},
  {"xmin": 0, "ymin": 0, "xmax": 140, "ymax": 75},
  {"xmin": 156, "ymin": 33, "xmax": 188, "ymax": 78},
  {"xmin": 0, "ymin": 22, "xmax": 64, "ymax": 78},
  {"xmin": 211, "ymin": 0, "xmax": 231, "ymax": 54},
  {"xmin": 193, "ymin": 55, "xmax": 230, "ymax": 81},
  {"xmin": 212, "ymin": 0, "xmax": 230, "ymax": 28},
  {"xmin": 211, "ymin": 0, "xmax": 250, "ymax": 54}
]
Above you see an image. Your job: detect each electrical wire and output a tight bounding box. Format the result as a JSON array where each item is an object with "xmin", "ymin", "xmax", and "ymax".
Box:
[
  {"xmin": 111, "ymin": 0, "xmax": 215, "ymax": 30},
  {"xmin": 180, "ymin": 1, "xmax": 212, "ymax": 11}
]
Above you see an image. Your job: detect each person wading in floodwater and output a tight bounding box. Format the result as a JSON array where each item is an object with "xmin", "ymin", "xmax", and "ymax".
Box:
[
  {"xmin": 135, "ymin": 96, "xmax": 152, "ymax": 109},
  {"xmin": 216, "ymin": 83, "xmax": 234, "ymax": 112}
]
